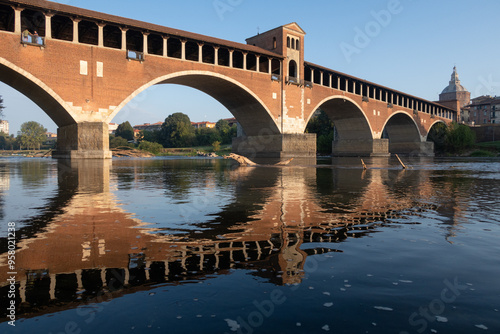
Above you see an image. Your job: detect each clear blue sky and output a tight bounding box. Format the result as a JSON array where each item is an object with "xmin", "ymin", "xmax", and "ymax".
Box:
[{"xmin": 1, "ymin": 0, "xmax": 499, "ymax": 134}]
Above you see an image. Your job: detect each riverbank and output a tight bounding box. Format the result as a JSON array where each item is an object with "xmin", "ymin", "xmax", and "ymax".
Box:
[
  {"xmin": 2, "ymin": 142, "xmax": 498, "ymax": 158},
  {"xmin": 434, "ymin": 141, "xmax": 500, "ymax": 157},
  {"xmin": 0, "ymin": 149, "xmax": 52, "ymax": 157},
  {"xmin": 157, "ymin": 145, "xmax": 231, "ymax": 157}
]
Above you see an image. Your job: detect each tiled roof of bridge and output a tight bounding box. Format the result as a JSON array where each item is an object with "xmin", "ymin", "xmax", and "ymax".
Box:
[
  {"xmin": 7, "ymin": 0, "xmax": 283, "ymax": 58},
  {"xmin": 305, "ymin": 61, "xmax": 453, "ymax": 110}
]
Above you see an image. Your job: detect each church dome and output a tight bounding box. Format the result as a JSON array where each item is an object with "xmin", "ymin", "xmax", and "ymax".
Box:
[{"xmin": 441, "ymin": 66, "xmax": 467, "ymax": 93}]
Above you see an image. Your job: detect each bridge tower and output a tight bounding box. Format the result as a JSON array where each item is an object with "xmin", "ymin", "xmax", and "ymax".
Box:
[{"xmin": 234, "ymin": 23, "xmax": 317, "ymax": 159}]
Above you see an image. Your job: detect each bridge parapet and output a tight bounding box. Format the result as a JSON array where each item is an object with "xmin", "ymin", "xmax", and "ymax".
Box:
[
  {"xmin": 0, "ymin": 0, "xmax": 283, "ymax": 74},
  {"xmin": 304, "ymin": 62, "xmax": 457, "ymax": 122}
]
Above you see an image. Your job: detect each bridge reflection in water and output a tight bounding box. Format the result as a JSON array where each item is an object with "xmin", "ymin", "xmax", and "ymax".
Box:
[{"xmin": 0, "ymin": 158, "xmax": 466, "ymax": 320}]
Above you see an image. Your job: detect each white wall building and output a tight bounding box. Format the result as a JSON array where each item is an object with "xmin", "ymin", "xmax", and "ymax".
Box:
[{"xmin": 0, "ymin": 120, "xmax": 9, "ymax": 135}]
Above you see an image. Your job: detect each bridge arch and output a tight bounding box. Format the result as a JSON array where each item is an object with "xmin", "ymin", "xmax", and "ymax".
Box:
[
  {"xmin": 0, "ymin": 57, "xmax": 76, "ymax": 127},
  {"xmin": 382, "ymin": 111, "xmax": 422, "ymax": 143},
  {"xmin": 109, "ymin": 71, "xmax": 280, "ymax": 136},
  {"xmin": 426, "ymin": 120, "xmax": 447, "ymax": 140},
  {"xmin": 307, "ymin": 96, "xmax": 374, "ymax": 141}
]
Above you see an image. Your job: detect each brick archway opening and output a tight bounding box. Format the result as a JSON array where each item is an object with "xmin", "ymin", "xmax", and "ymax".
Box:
[
  {"xmin": 110, "ymin": 71, "xmax": 280, "ymax": 137},
  {"xmin": 383, "ymin": 112, "xmax": 421, "ymax": 148},
  {"xmin": 382, "ymin": 112, "xmax": 432, "ymax": 155},
  {"xmin": 0, "ymin": 58, "xmax": 76, "ymax": 127},
  {"xmin": 309, "ymin": 97, "xmax": 384, "ymax": 157},
  {"xmin": 315, "ymin": 97, "xmax": 373, "ymax": 141}
]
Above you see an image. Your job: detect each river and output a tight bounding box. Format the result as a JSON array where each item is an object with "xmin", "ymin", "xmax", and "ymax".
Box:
[{"xmin": 0, "ymin": 156, "xmax": 499, "ymax": 333}]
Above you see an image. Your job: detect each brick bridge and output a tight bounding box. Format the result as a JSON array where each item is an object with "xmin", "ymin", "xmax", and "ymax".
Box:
[{"xmin": 0, "ymin": 0, "xmax": 456, "ymax": 158}]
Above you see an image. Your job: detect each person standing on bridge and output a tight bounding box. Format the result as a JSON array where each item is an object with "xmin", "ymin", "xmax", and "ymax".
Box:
[
  {"xmin": 22, "ymin": 29, "xmax": 30, "ymax": 43},
  {"xmin": 33, "ymin": 31, "xmax": 41, "ymax": 45}
]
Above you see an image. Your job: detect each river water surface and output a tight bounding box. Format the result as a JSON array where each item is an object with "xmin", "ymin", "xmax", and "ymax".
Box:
[{"xmin": 0, "ymin": 157, "xmax": 499, "ymax": 334}]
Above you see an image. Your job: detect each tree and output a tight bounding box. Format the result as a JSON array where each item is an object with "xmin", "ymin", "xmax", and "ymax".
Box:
[
  {"xmin": 216, "ymin": 119, "xmax": 230, "ymax": 133},
  {"xmin": 160, "ymin": 113, "xmax": 195, "ymax": 148},
  {"xmin": 195, "ymin": 127, "xmax": 221, "ymax": 146},
  {"xmin": 427, "ymin": 122, "xmax": 448, "ymax": 153},
  {"xmin": 141, "ymin": 130, "xmax": 161, "ymax": 144},
  {"xmin": 0, "ymin": 133, "xmax": 16, "ymax": 150},
  {"xmin": 109, "ymin": 136, "xmax": 131, "ymax": 148},
  {"xmin": 18, "ymin": 121, "xmax": 47, "ymax": 150},
  {"xmin": 115, "ymin": 121, "xmax": 135, "ymax": 141},
  {"xmin": 306, "ymin": 110, "xmax": 335, "ymax": 153},
  {"xmin": 212, "ymin": 140, "xmax": 221, "ymax": 152},
  {"xmin": 0, "ymin": 95, "xmax": 4, "ymax": 119},
  {"xmin": 138, "ymin": 140, "xmax": 164, "ymax": 155},
  {"xmin": 215, "ymin": 119, "xmax": 237, "ymax": 144},
  {"xmin": 446, "ymin": 122, "xmax": 476, "ymax": 153}
]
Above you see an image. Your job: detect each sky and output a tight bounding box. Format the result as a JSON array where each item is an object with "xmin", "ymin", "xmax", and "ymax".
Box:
[{"xmin": 1, "ymin": 0, "xmax": 499, "ymax": 134}]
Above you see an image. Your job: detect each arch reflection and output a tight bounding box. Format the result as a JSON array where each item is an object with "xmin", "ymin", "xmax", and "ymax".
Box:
[{"xmin": 0, "ymin": 158, "xmax": 471, "ymax": 321}]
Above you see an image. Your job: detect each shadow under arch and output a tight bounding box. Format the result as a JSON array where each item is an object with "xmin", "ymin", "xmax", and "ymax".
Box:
[
  {"xmin": 109, "ymin": 71, "xmax": 281, "ymax": 136},
  {"xmin": 308, "ymin": 96, "xmax": 373, "ymax": 141},
  {"xmin": 426, "ymin": 120, "xmax": 447, "ymax": 141},
  {"xmin": 382, "ymin": 111, "xmax": 422, "ymax": 142},
  {"xmin": 382, "ymin": 111, "xmax": 424, "ymax": 154},
  {"xmin": 307, "ymin": 96, "xmax": 388, "ymax": 156},
  {"xmin": 0, "ymin": 57, "xmax": 76, "ymax": 127}
]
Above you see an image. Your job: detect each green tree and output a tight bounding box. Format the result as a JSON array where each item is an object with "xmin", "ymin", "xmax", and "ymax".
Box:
[
  {"xmin": 216, "ymin": 119, "xmax": 237, "ymax": 144},
  {"xmin": 0, "ymin": 95, "xmax": 4, "ymax": 119},
  {"xmin": 115, "ymin": 121, "xmax": 135, "ymax": 141},
  {"xmin": 18, "ymin": 121, "xmax": 47, "ymax": 150},
  {"xmin": 0, "ymin": 133, "xmax": 16, "ymax": 150},
  {"xmin": 427, "ymin": 122, "xmax": 448, "ymax": 153},
  {"xmin": 216, "ymin": 119, "xmax": 230, "ymax": 132},
  {"xmin": 138, "ymin": 140, "xmax": 164, "ymax": 155},
  {"xmin": 195, "ymin": 127, "xmax": 221, "ymax": 146},
  {"xmin": 306, "ymin": 110, "xmax": 334, "ymax": 153},
  {"xmin": 140, "ymin": 130, "xmax": 161, "ymax": 144},
  {"xmin": 160, "ymin": 113, "xmax": 195, "ymax": 148},
  {"xmin": 212, "ymin": 140, "xmax": 221, "ymax": 152},
  {"xmin": 446, "ymin": 122, "xmax": 476, "ymax": 153},
  {"xmin": 109, "ymin": 136, "xmax": 132, "ymax": 148}
]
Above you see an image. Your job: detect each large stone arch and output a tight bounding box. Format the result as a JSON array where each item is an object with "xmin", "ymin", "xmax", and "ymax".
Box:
[
  {"xmin": 0, "ymin": 57, "xmax": 76, "ymax": 127},
  {"xmin": 382, "ymin": 111, "xmax": 433, "ymax": 155},
  {"xmin": 382, "ymin": 111, "xmax": 423, "ymax": 142},
  {"xmin": 308, "ymin": 96, "xmax": 388, "ymax": 156},
  {"xmin": 109, "ymin": 71, "xmax": 281, "ymax": 136},
  {"xmin": 426, "ymin": 120, "xmax": 447, "ymax": 141},
  {"xmin": 308, "ymin": 96, "xmax": 374, "ymax": 140}
]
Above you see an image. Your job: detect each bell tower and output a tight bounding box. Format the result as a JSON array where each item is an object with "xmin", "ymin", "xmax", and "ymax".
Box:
[{"xmin": 246, "ymin": 22, "xmax": 306, "ymax": 82}]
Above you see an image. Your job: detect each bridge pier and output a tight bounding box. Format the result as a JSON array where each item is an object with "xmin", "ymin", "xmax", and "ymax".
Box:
[
  {"xmin": 232, "ymin": 133, "xmax": 317, "ymax": 159},
  {"xmin": 52, "ymin": 122, "xmax": 112, "ymax": 159},
  {"xmin": 389, "ymin": 141, "xmax": 435, "ymax": 157},
  {"xmin": 332, "ymin": 139, "xmax": 390, "ymax": 157}
]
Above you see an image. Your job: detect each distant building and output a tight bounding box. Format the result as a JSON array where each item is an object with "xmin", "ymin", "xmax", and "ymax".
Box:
[
  {"xmin": 192, "ymin": 121, "xmax": 216, "ymax": 129},
  {"xmin": 466, "ymin": 96, "xmax": 500, "ymax": 125},
  {"xmin": 438, "ymin": 66, "xmax": 471, "ymax": 123},
  {"xmin": 223, "ymin": 118, "xmax": 238, "ymax": 127},
  {"xmin": 108, "ymin": 123, "xmax": 119, "ymax": 134},
  {"xmin": 44, "ymin": 132, "xmax": 57, "ymax": 145},
  {"xmin": 133, "ymin": 122, "xmax": 163, "ymax": 132},
  {"xmin": 0, "ymin": 120, "xmax": 9, "ymax": 135},
  {"xmin": 45, "ymin": 132, "xmax": 57, "ymax": 139}
]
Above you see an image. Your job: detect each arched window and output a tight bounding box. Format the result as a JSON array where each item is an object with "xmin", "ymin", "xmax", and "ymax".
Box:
[
  {"xmin": 273, "ymin": 37, "xmax": 277, "ymax": 49},
  {"xmin": 289, "ymin": 60, "xmax": 297, "ymax": 78},
  {"xmin": 296, "ymin": 39, "xmax": 300, "ymax": 50},
  {"xmin": 291, "ymin": 39, "xmax": 295, "ymax": 50},
  {"xmin": 287, "ymin": 36, "xmax": 290, "ymax": 48}
]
